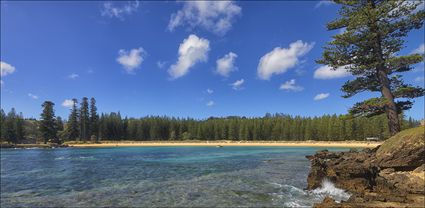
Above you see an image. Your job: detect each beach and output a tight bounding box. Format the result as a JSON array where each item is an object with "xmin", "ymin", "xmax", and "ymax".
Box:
[{"xmin": 69, "ymin": 141, "xmax": 381, "ymax": 148}]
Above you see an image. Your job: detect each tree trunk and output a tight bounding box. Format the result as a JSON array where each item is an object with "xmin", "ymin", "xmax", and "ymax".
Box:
[
  {"xmin": 378, "ymin": 70, "xmax": 400, "ymax": 136},
  {"xmin": 368, "ymin": 0, "xmax": 401, "ymax": 136}
]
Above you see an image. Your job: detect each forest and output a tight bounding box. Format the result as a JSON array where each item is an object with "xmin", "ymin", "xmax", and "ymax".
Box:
[{"xmin": 0, "ymin": 97, "xmax": 420, "ymax": 144}]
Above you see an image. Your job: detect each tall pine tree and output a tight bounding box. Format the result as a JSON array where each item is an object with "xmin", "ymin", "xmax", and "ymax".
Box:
[
  {"xmin": 66, "ymin": 98, "xmax": 80, "ymax": 141},
  {"xmin": 40, "ymin": 101, "xmax": 58, "ymax": 144},
  {"xmin": 80, "ymin": 97, "xmax": 90, "ymax": 141},
  {"xmin": 90, "ymin": 97, "xmax": 99, "ymax": 141},
  {"xmin": 318, "ymin": 0, "xmax": 425, "ymax": 135}
]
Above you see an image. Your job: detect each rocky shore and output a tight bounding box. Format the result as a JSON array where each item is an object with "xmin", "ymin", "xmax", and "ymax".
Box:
[{"xmin": 306, "ymin": 127, "xmax": 425, "ymax": 207}]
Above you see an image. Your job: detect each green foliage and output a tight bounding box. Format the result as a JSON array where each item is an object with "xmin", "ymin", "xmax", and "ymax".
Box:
[
  {"xmin": 318, "ymin": 0, "xmax": 425, "ymax": 135},
  {"xmin": 94, "ymin": 113, "xmax": 419, "ymax": 141},
  {"xmin": 39, "ymin": 101, "xmax": 58, "ymax": 144},
  {"xmin": 1, "ymin": 108, "xmax": 25, "ymax": 144},
  {"xmin": 66, "ymin": 98, "xmax": 80, "ymax": 141},
  {"xmin": 90, "ymin": 97, "xmax": 99, "ymax": 141},
  {"xmin": 80, "ymin": 97, "xmax": 90, "ymax": 141}
]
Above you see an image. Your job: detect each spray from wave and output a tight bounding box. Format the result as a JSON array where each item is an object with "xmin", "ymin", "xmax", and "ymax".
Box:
[
  {"xmin": 271, "ymin": 179, "xmax": 350, "ymax": 207},
  {"xmin": 311, "ymin": 178, "xmax": 351, "ymax": 202}
]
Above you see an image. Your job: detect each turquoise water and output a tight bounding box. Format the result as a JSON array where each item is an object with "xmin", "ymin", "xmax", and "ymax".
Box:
[{"xmin": 1, "ymin": 146, "xmax": 351, "ymax": 207}]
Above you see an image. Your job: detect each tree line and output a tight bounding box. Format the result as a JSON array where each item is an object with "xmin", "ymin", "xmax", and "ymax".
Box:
[{"xmin": 0, "ymin": 98, "xmax": 420, "ymax": 144}]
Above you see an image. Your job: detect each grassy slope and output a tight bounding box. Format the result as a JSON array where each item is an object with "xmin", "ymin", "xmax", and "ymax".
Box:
[{"xmin": 376, "ymin": 126, "xmax": 425, "ymax": 158}]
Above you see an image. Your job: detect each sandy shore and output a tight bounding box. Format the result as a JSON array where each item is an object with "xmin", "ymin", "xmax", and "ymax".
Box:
[{"xmin": 69, "ymin": 141, "xmax": 381, "ymax": 148}]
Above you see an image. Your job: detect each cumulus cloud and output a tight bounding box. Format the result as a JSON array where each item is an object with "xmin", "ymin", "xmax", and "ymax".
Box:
[
  {"xmin": 117, "ymin": 47, "xmax": 146, "ymax": 73},
  {"xmin": 68, "ymin": 73, "xmax": 79, "ymax": 79},
  {"xmin": 230, "ymin": 79, "xmax": 244, "ymax": 90},
  {"xmin": 411, "ymin": 43, "xmax": 424, "ymax": 54},
  {"xmin": 257, "ymin": 40, "xmax": 314, "ymax": 80},
  {"xmin": 315, "ymin": 0, "xmax": 334, "ymax": 8},
  {"xmin": 101, "ymin": 1, "xmax": 139, "ymax": 20},
  {"xmin": 62, "ymin": 99, "xmax": 74, "ymax": 108},
  {"xmin": 216, "ymin": 52, "xmax": 238, "ymax": 77},
  {"xmin": 168, "ymin": 1, "xmax": 241, "ymax": 36},
  {"xmin": 206, "ymin": 100, "xmax": 215, "ymax": 107},
  {"xmin": 314, "ymin": 93, "xmax": 330, "ymax": 101},
  {"xmin": 1, "ymin": 61, "xmax": 16, "ymax": 77},
  {"xmin": 314, "ymin": 65, "xmax": 351, "ymax": 79},
  {"xmin": 279, "ymin": 79, "xmax": 303, "ymax": 92},
  {"xmin": 28, "ymin": 93, "xmax": 39, "ymax": 100},
  {"xmin": 169, "ymin": 34, "xmax": 210, "ymax": 79},
  {"xmin": 206, "ymin": 88, "xmax": 214, "ymax": 94}
]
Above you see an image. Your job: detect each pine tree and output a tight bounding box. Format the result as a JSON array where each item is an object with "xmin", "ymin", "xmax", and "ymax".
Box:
[
  {"xmin": 56, "ymin": 116, "xmax": 64, "ymax": 132},
  {"xmin": 4, "ymin": 108, "xmax": 18, "ymax": 144},
  {"xmin": 40, "ymin": 101, "xmax": 58, "ymax": 144},
  {"xmin": 0, "ymin": 109, "xmax": 6, "ymax": 142},
  {"xmin": 80, "ymin": 97, "xmax": 90, "ymax": 141},
  {"xmin": 66, "ymin": 98, "xmax": 80, "ymax": 141},
  {"xmin": 90, "ymin": 97, "xmax": 99, "ymax": 141},
  {"xmin": 318, "ymin": 0, "xmax": 425, "ymax": 135},
  {"xmin": 16, "ymin": 112, "xmax": 25, "ymax": 142}
]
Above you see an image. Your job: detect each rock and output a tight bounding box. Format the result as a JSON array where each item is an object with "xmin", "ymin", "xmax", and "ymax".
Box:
[
  {"xmin": 375, "ymin": 127, "xmax": 425, "ymax": 169},
  {"xmin": 307, "ymin": 127, "xmax": 425, "ymax": 207}
]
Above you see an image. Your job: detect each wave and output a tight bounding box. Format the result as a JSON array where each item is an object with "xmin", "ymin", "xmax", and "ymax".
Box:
[
  {"xmin": 270, "ymin": 179, "xmax": 350, "ymax": 207},
  {"xmin": 311, "ymin": 178, "xmax": 351, "ymax": 202}
]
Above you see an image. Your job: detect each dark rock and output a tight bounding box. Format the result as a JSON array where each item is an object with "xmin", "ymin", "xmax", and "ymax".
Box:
[{"xmin": 307, "ymin": 127, "xmax": 425, "ymax": 207}]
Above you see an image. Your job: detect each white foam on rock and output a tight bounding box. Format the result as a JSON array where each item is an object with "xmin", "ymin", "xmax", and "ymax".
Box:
[{"xmin": 311, "ymin": 178, "xmax": 351, "ymax": 202}]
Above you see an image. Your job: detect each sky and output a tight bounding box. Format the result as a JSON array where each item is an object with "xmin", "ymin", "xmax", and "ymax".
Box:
[{"xmin": 1, "ymin": 1, "xmax": 424, "ymax": 120}]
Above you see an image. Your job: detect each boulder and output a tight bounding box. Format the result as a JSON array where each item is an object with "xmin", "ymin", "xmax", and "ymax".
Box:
[{"xmin": 307, "ymin": 126, "xmax": 425, "ymax": 207}]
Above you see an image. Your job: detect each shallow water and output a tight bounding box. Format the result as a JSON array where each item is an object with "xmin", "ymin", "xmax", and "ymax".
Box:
[{"xmin": 1, "ymin": 146, "xmax": 351, "ymax": 207}]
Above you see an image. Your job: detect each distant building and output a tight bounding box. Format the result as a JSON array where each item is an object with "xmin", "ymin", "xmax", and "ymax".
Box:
[
  {"xmin": 421, "ymin": 120, "xmax": 424, "ymax": 126},
  {"xmin": 366, "ymin": 137, "xmax": 379, "ymax": 141}
]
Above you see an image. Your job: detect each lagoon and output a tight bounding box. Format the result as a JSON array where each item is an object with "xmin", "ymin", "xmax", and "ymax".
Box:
[{"xmin": 1, "ymin": 146, "xmax": 351, "ymax": 207}]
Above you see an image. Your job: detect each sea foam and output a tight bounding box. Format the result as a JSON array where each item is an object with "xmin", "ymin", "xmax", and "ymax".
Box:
[{"xmin": 311, "ymin": 178, "xmax": 351, "ymax": 202}]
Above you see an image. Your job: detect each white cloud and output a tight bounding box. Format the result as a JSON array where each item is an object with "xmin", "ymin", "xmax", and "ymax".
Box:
[
  {"xmin": 62, "ymin": 99, "xmax": 74, "ymax": 108},
  {"xmin": 1, "ymin": 61, "xmax": 16, "ymax": 77},
  {"xmin": 206, "ymin": 88, "xmax": 214, "ymax": 94},
  {"xmin": 411, "ymin": 43, "xmax": 425, "ymax": 54},
  {"xmin": 169, "ymin": 34, "xmax": 210, "ymax": 79},
  {"xmin": 314, "ymin": 65, "xmax": 351, "ymax": 79},
  {"xmin": 28, "ymin": 93, "xmax": 39, "ymax": 100},
  {"xmin": 216, "ymin": 52, "xmax": 238, "ymax": 77},
  {"xmin": 168, "ymin": 1, "xmax": 242, "ymax": 36},
  {"xmin": 230, "ymin": 79, "xmax": 244, "ymax": 90},
  {"xmin": 157, "ymin": 61, "xmax": 166, "ymax": 69},
  {"xmin": 314, "ymin": 93, "xmax": 330, "ymax": 101},
  {"xmin": 206, "ymin": 100, "xmax": 215, "ymax": 107},
  {"xmin": 279, "ymin": 79, "xmax": 303, "ymax": 92},
  {"xmin": 315, "ymin": 0, "xmax": 334, "ymax": 8},
  {"xmin": 257, "ymin": 40, "xmax": 314, "ymax": 80},
  {"xmin": 101, "ymin": 1, "xmax": 139, "ymax": 20},
  {"xmin": 117, "ymin": 47, "xmax": 146, "ymax": 73},
  {"xmin": 68, "ymin": 73, "xmax": 79, "ymax": 79}
]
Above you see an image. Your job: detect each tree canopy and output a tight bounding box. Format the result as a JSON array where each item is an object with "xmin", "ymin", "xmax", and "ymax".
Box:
[{"xmin": 318, "ymin": 0, "xmax": 425, "ymax": 135}]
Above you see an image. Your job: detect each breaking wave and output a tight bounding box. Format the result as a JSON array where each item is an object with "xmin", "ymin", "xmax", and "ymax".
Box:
[{"xmin": 311, "ymin": 178, "xmax": 351, "ymax": 202}]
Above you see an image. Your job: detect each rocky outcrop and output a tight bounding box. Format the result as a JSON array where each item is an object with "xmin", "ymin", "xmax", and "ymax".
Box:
[{"xmin": 306, "ymin": 127, "xmax": 425, "ymax": 208}]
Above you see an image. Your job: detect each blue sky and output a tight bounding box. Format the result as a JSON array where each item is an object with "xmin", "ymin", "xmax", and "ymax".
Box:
[{"xmin": 1, "ymin": 1, "xmax": 424, "ymax": 120}]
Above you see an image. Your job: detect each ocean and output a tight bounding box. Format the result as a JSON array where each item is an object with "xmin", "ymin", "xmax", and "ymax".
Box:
[{"xmin": 1, "ymin": 146, "xmax": 351, "ymax": 207}]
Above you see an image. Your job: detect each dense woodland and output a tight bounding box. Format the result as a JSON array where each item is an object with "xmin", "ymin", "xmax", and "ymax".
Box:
[{"xmin": 0, "ymin": 97, "xmax": 420, "ymax": 144}]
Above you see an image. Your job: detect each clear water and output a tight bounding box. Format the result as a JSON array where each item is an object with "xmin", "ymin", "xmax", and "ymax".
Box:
[{"xmin": 1, "ymin": 146, "xmax": 351, "ymax": 207}]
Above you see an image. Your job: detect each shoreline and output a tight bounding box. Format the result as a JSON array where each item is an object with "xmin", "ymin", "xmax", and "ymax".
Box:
[{"xmin": 68, "ymin": 141, "xmax": 381, "ymax": 148}]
